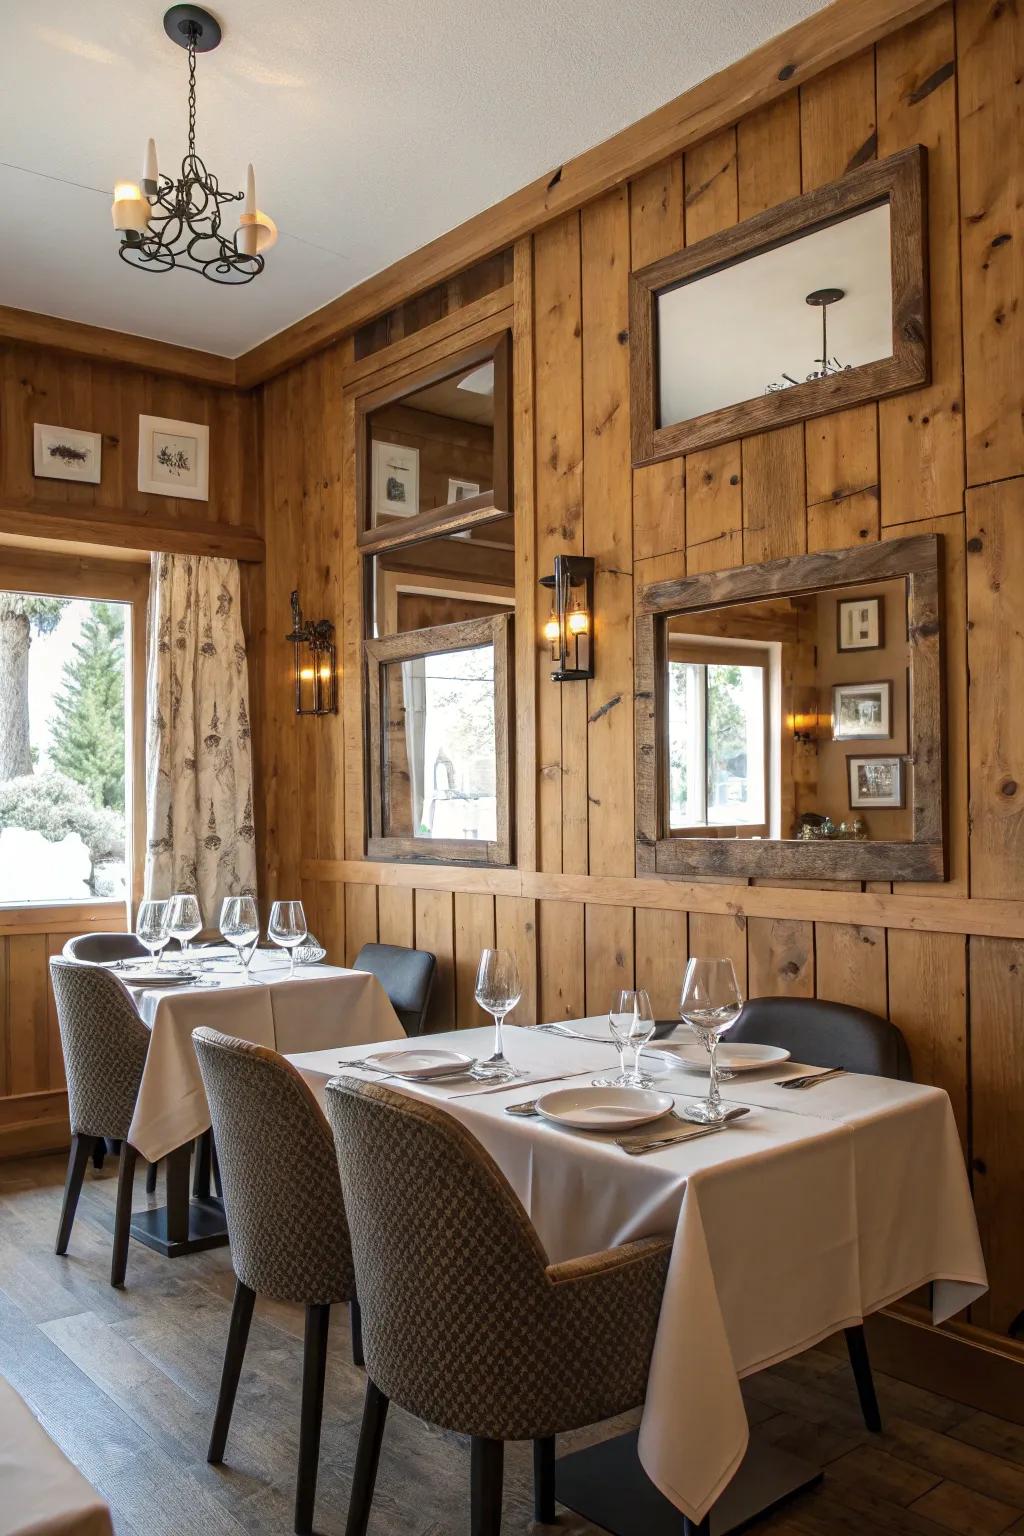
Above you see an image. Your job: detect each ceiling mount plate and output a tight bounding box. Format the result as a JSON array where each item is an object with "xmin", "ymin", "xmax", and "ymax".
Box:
[
  {"xmin": 163, "ymin": 4, "xmax": 222, "ymax": 51},
  {"xmin": 805, "ymin": 287, "xmax": 845, "ymax": 307}
]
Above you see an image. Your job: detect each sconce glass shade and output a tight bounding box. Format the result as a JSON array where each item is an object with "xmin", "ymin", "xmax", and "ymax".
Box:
[
  {"xmin": 539, "ymin": 554, "xmax": 595, "ymax": 681},
  {"xmin": 286, "ymin": 590, "xmax": 338, "ymax": 715}
]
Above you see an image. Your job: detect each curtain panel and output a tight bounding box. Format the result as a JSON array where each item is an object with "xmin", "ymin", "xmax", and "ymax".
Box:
[{"xmin": 144, "ymin": 553, "xmax": 257, "ymax": 914}]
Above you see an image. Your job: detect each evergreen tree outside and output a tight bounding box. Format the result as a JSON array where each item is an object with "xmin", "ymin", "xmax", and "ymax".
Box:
[
  {"xmin": 0, "ymin": 593, "xmax": 69, "ymax": 781},
  {"xmin": 49, "ymin": 602, "xmax": 126, "ymax": 811}
]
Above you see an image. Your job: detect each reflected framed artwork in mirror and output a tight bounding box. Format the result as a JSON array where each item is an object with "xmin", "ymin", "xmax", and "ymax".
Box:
[
  {"xmin": 635, "ymin": 534, "xmax": 944, "ymax": 881},
  {"xmin": 630, "ymin": 146, "xmax": 929, "ymax": 462},
  {"xmin": 365, "ymin": 612, "xmax": 513, "ymax": 865}
]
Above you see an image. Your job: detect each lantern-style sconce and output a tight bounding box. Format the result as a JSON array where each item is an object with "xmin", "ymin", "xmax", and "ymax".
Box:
[
  {"xmin": 788, "ymin": 688, "xmax": 819, "ymax": 747},
  {"xmin": 285, "ymin": 591, "xmax": 337, "ymax": 715},
  {"xmin": 539, "ymin": 554, "xmax": 595, "ymax": 682}
]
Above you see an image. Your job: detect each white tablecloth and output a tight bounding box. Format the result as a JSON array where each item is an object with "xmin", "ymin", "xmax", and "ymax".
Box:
[
  {"xmin": 127, "ymin": 952, "xmax": 403, "ymax": 1162},
  {"xmin": 288, "ymin": 1020, "xmax": 987, "ymax": 1525},
  {"xmin": 0, "ymin": 1377, "xmax": 113, "ymax": 1536}
]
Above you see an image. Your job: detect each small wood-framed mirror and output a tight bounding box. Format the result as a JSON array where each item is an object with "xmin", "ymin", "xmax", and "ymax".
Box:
[
  {"xmin": 366, "ymin": 611, "xmax": 513, "ymax": 866},
  {"xmin": 630, "ymin": 146, "xmax": 929, "ymax": 462},
  {"xmin": 635, "ymin": 534, "xmax": 945, "ymax": 882}
]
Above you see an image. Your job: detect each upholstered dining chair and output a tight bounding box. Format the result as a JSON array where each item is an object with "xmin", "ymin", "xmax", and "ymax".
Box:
[
  {"xmin": 352, "ymin": 943, "xmax": 436, "ymax": 1036},
  {"xmin": 323, "ymin": 1075, "xmax": 673, "ymax": 1536},
  {"xmin": 48, "ymin": 958, "xmax": 149, "ymax": 1288},
  {"xmin": 728, "ymin": 994, "xmax": 914, "ymax": 1435},
  {"xmin": 192, "ymin": 1027, "xmax": 359, "ymax": 1536},
  {"xmin": 62, "ymin": 932, "xmax": 150, "ymax": 964}
]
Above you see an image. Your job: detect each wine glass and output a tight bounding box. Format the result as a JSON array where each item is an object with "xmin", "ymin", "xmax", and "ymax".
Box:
[
  {"xmin": 470, "ymin": 949, "xmax": 522, "ymax": 1081},
  {"xmin": 135, "ymin": 899, "xmax": 170, "ymax": 972},
  {"xmin": 220, "ymin": 895, "xmax": 260, "ymax": 983},
  {"xmin": 268, "ymin": 900, "xmax": 307, "ymax": 978},
  {"xmin": 167, "ymin": 892, "xmax": 202, "ymax": 958},
  {"xmin": 679, "ymin": 957, "xmax": 743, "ymax": 1124},
  {"xmin": 594, "ymin": 990, "xmax": 656, "ymax": 1087}
]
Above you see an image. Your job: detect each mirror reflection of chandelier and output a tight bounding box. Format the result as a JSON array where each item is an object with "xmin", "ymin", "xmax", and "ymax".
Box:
[{"xmin": 765, "ymin": 287, "xmax": 853, "ymax": 394}]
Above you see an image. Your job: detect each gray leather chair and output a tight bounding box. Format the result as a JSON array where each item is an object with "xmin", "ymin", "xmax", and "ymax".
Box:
[
  {"xmin": 324, "ymin": 1074, "xmax": 672, "ymax": 1536},
  {"xmin": 62, "ymin": 932, "xmax": 150, "ymax": 964},
  {"xmin": 353, "ymin": 943, "xmax": 436, "ymax": 1036}
]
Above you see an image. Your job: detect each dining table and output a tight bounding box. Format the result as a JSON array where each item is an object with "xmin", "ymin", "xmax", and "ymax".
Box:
[
  {"xmin": 119, "ymin": 947, "xmax": 403, "ymax": 1256},
  {"xmin": 288, "ymin": 1019, "xmax": 987, "ymax": 1535}
]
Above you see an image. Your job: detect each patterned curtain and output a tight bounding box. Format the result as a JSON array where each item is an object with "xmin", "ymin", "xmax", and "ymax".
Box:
[{"xmin": 144, "ymin": 553, "xmax": 257, "ymax": 915}]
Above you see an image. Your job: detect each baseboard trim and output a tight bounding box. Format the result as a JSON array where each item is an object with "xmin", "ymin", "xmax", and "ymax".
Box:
[
  {"xmin": 867, "ymin": 1306, "xmax": 1024, "ymax": 1424},
  {"xmin": 0, "ymin": 1090, "xmax": 70, "ymax": 1160}
]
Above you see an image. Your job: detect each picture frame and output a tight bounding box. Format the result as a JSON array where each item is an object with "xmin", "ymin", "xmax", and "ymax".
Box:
[
  {"xmin": 848, "ymin": 755, "xmax": 905, "ymax": 810},
  {"xmin": 837, "ymin": 595, "xmax": 884, "ymax": 653},
  {"xmin": 447, "ymin": 476, "xmax": 481, "ymax": 504},
  {"xmin": 832, "ymin": 680, "xmax": 893, "ymax": 741},
  {"xmin": 138, "ymin": 415, "xmax": 210, "ymax": 500},
  {"xmin": 33, "ymin": 423, "xmax": 102, "ymax": 484},
  {"xmin": 372, "ymin": 440, "xmax": 420, "ymax": 520}
]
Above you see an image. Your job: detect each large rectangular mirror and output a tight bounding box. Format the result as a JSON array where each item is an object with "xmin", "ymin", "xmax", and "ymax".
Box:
[
  {"xmin": 636, "ymin": 535, "xmax": 944, "ymax": 881},
  {"xmin": 630, "ymin": 147, "xmax": 928, "ymax": 462}
]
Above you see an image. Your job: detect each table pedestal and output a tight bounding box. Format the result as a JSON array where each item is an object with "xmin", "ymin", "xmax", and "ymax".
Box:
[
  {"xmin": 129, "ymin": 1141, "xmax": 229, "ymax": 1257},
  {"xmin": 555, "ymin": 1429, "xmax": 822, "ymax": 1535}
]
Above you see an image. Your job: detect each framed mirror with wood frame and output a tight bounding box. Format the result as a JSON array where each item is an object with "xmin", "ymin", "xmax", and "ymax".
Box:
[
  {"xmin": 630, "ymin": 145, "xmax": 929, "ymax": 463},
  {"xmin": 634, "ymin": 534, "xmax": 945, "ymax": 882}
]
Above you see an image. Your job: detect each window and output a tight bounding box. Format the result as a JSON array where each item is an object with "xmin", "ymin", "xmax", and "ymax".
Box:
[
  {"xmin": 668, "ymin": 655, "xmax": 767, "ymax": 832},
  {"xmin": 0, "ymin": 587, "xmax": 135, "ymax": 905}
]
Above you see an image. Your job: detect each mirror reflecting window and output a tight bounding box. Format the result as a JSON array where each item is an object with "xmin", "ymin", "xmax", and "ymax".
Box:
[{"xmin": 369, "ymin": 517, "xmax": 515, "ymax": 637}]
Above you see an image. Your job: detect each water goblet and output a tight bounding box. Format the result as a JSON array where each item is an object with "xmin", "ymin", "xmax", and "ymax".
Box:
[
  {"xmin": 135, "ymin": 899, "xmax": 171, "ymax": 972},
  {"xmin": 593, "ymin": 990, "xmax": 656, "ymax": 1087},
  {"xmin": 268, "ymin": 900, "xmax": 308, "ymax": 978},
  {"xmin": 220, "ymin": 895, "xmax": 260, "ymax": 983},
  {"xmin": 167, "ymin": 892, "xmax": 202, "ymax": 958},
  {"xmin": 679, "ymin": 957, "xmax": 743, "ymax": 1124},
  {"xmin": 470, "ymin": 949, "xmax": 522, "ymax": 1081}
]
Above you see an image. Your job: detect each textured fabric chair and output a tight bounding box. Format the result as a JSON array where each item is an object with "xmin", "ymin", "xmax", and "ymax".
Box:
[
  {"xmin": 62, "ymin": 932, "xmax": 150, "ymax": 964},
  {"xmin": 324, "ymin": 1075, "xmax": 672, "ymax": 1536},
  {"xmin": 352, "ymin": 943, "xmax": 436, "ymax": 1037},
  {"xmin": 192, "ymin": 1027, "xmax": 357, "ymax": 1536},
  {"xmin": 48, "ymin": 959, "xmax": 150, "ymax": 1287},
  {"xmin": 728, "ymin": 994, "xmax": 913, "ymax": 1438}
]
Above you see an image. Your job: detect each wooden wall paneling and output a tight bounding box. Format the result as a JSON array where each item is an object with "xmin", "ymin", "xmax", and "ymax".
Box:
[
  {"xmin": 746, "ymin": 917, "xmax": 816, "ymax": 997},
  {"xmin": 877, "ymin": 4, "xmax": 964, "ymax": 524},
  {"xmin": 581, "ymin": 187, "xmax": 634, "ymax": 879},
  {"xmin": 887, "ymin": 928, "xmax": 967, "ymax": 1144},
  {"xmin": 634, "ymin": 907, "xmax": 688, "ymax": 1016},
  {"xmin": 44, "ymin": 934, "xmax": 67, "ymax": 1093},
  {"xmin": 495, "ymin": 895, "xmax": 538, "ymax": 1026},
  {"xmin": 736, "ymin": 93, "xmax": 802, "ymax": 218},
  {"xmin": 512, "ymin": 238, "xmax": 538, "ymax": 872},
  {"xmin": 340, "ymin": 349, "xmax": 366, "ymax": 868},
  {"xmin": 5, "ymin": 934, "xmax": 50, "ymax": 1097},
  {"xmin": 814, "ymin": 920, "xmax": 889, "ymax": 1014},
  {"xmin": 415, "ymin": 889, "xmax": 456, "ymax": 1032},
  {"xmin": 537, "ymin": 900, "xmax": 586, "ymax": 1022},
  {"xmin": 376, "ymin": 886, "xmax": 415, "ymax": 949},
  {"xmin": 584, "ymin": 903, "xmax": 635, "ymax": 1015},
  {"xmin": 741, "ymin": 426, "xmax": 807, "ymax": 563},
  {"xmin": 344, "ymin": 884, "xmax": 379, "ymax": 969},
  {"xmin": 453, "ymin": 892, "xmax": 496, "ymax": 1029},
  {"xmin": 687, "ymin": 912, "xmax": 749, "ymax": 993},
  {"xmin": 957, "ymin": 0, "xmax": 1024, "ymax": 487}
]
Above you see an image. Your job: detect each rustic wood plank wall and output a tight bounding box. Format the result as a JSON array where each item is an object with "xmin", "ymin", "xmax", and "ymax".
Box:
[{"xmin": 253, "ymin": 0, "xmax": 1024, "ymax": 1357}]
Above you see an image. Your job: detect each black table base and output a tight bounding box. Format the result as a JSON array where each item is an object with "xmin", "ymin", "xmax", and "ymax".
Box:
[
  {"xmin": 129, "ymin": 1138, "xmax": 229, "ymax": 1258},
  {"xmin": 555, "ymin": 1428, "xmax": 822, "ymax": 1535}
]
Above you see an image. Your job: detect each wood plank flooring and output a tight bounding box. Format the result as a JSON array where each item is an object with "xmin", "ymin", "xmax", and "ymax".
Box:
[{"xmin": 1, "ymin": 1152, "xmax": 1022, "ymax": 1536}]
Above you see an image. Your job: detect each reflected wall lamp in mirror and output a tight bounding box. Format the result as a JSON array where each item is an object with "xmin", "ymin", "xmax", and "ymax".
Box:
[
  {"xmin": 286, "ymin": 591, "xmax": 337, "ymax": 716},
  {"xmin": 540, "ymin": 555, "xmax": 594, "ymax": 681},
  {"xmin": 630, "ymin": 145, "xmax": 929, "ymax": 462}
]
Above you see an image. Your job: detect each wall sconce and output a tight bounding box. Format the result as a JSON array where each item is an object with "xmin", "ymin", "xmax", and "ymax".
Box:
[
  {"xmin": 285, "ymin": 591, "xmax": 337, "ymax": 715},
  {"xmin": 539, "ymin": 554, "xmax": 595, "ymax": 681},
  {"xmin": 788, "ymin": 691, "xmax": 819, "ymax": 747}
]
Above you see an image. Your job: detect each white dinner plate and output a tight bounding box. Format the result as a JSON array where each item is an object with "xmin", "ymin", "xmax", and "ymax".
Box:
[
  {"xmin": 535, "ymin": 1086, "xmax": 674, "ymax": 1132},
  {"xmin": 646, "ymin": 1042, "xmax": 791, "ymax": 1075},
  {"xmin": 118, "ymin": 971, "xmax": 199, "ymax": 989},
  {"xmin": 359, "ymin": 1047, "xmax": 476, "ymax": 1079}
]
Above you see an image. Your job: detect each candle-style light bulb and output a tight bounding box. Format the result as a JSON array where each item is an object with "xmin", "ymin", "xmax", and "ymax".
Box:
[
  {"xmin": 244, "ymin": 163, "xmax": 256, "ymax": 217},
  {"xmin": 142, "ymin": 138, "xmax": 158, "ymax": 195}
]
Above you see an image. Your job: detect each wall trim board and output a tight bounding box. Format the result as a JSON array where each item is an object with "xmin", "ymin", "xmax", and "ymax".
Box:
[
  {"xmin": 0, "ymin": 501, "xmax": 264, "ymax": 563},
  {"xmin": 867, "ymin": 1308, "xmax": 1024, "ymax": 1427},
  {"xmin": 236, "ymin": 0, "xmax": 945, "ymax": 385},
  {"xmin": 0, "ymin": 901, "xmax": 127, "ymax": 938},
  {"xmin": 301, "ymin": 858, "xmax": 1024, "ymax": 942},
  {"xmin": 0, "ymin": 1090, "xmax": 70, "ymax": 1161},
  {"xmin": 0, "ymin": 305, "xmax": 236, "ymax": 388}
]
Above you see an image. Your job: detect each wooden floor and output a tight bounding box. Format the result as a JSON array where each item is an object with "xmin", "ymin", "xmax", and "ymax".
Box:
[{"xmin": 0, "ymin": 1155, "xmax": 1022, "ymax": 1536}]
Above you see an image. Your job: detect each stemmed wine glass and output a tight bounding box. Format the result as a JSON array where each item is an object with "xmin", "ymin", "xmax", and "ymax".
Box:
[
  {"xmin": 167, "ymin": 893, "xmax": 202, "ymax": 958},
  {"xmin": 470, "ymin": 949, "xmax": 522, "ymax": 1081},
  {"xmin": 220, "ymin": 895, "xmax": 260, "ymax": 983},
  {"xmin": 679, "ymin": 957, "xmax": 743, "ymax": 1124},
  {"xmin": 136, "ymin": 899, "xmax": 171, "ymax": 971},
  {"xmin": 594, "ymin": 990, "xmax": 657, "ymax": 1087},
  {"xmin": 268, "ymin": 900, "xmax": 307, "ymax": 978}
]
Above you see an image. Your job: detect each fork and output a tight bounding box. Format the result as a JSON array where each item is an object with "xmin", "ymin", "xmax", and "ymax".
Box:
[
  {"xmin": 533, "ymin": 1024, "xmax": 616, "ymax": 1045},
  {"xmin": 776, "ymin": 1068, "xmax": 846, "ymax": 1090}
]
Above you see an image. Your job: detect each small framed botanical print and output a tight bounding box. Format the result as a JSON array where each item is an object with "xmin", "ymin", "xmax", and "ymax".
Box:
[
  {"xmin": 33, "ymin": 423, "xmax": 102, "ymax": 484},
  {"xmin": 447, "ymin": 476, "xmax": 481, "ymax": 504},
  {"xmin": 138, "ymin": 415, "xmax": 210, "ymax": 500},
  {"xmin": 372, "ymin": 440, "xmax": 419, "ymax": 519},
  {"xmin": 837, "ymin": 595, "xmax": 884, "ymax": 652},
  {"xmin": 848, "ymin": 754, "xmax": 905, "ymax": 809},
  {"xmin": 832, "ymin": 680, "xmax": 893, "ymax": 740}
]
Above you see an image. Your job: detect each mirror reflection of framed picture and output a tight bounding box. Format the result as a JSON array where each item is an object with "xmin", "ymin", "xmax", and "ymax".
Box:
[
  {"xmin": 837, "ymin": 595, "xmax": 884, "ymax": 652},
  {"xmin": 447, "ymin": 476, "xmax": 480, "ymax": 504},
  {"xmin": 372, "ymin": 440, "xmax": 419, "ymax": 519},
  {"xmin": 832, "ymin": 680, "xmax": 893, "ymax": 740},
  {"xmin": 849, "ymin": 754, "xmax": 905, "ymax": 809}
]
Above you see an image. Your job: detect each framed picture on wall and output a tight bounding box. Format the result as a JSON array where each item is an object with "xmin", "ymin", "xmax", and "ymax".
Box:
[
  {"xmin": 837, "ymin": 595, "xmax": 884, "ymax": 652},
  {"xmin": 832, "ymin": 680, "xmax": 892, "ymax": 740},
  {"xmin": 372, "ymin": 440, "xmax": 419, "ymax": 519},
  {"xmin": 848, "ymin": 755, "xmax": 905, "ymax": 809},
  {"xmin": 447, "ymin": 476, "xmax": 480, "ymax": 504},
  {"xmin": 33, "ymin": 423, "xmax": 102, "ymax": 484},
  {"xmin": 138, "ymin": 415, "xmax": 210, "ymax": 500}
]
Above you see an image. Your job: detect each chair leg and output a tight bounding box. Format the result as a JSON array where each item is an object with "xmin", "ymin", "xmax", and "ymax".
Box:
[
  {"xmin": 470, "ymin": 1437, "xmax": 504, "ymax": 1536},
  {"xmin": 208, "ymin": 1279, "xmax": 257, "ymax": 1464},
  {"xmin": 683, "ymin": 1518, "xmax": 711, "ymax": 1535},
  {"xmin": 845, "ymin": 1324, "xmax": 882, "ymax": 1432},
  {"xmin": 110, "ymin": 1144, "xmax": 138, "ymax": 1288},
  {"xmin": 145, "ymin": 1159, "xmax": 158, "ymax": 1195},
  {"xmin": 56, "ymin": 1134, "xmax": 94, "ymax": 1255},
  {"xmin": 345, "ymin": 1378, "xmax": 390, "ymax": 1536},
  {"xmin": 350, "ymin": 1296, "xmax": 364, "ymax": 1368},
  {"xmin": 533, "ymin": 1436, "xmax": 556, "ymax": 1524},
  {"xmin": 295, "ymin": 1303, "xmax": 331, "ymax": 1535}
]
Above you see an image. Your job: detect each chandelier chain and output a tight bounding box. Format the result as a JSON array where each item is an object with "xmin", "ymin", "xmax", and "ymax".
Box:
[{"xmin": 187, "ymin": 31, "xmax": 197, "ymax": 160}]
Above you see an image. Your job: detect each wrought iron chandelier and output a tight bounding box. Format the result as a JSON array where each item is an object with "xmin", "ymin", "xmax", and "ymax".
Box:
[
  {"xmin": 765, "ymin": 287, "xmax": 852, "ymax": 394},
  {"xmin": 111, "ymin": 5, "xmax": 276, "ymax": 284}
]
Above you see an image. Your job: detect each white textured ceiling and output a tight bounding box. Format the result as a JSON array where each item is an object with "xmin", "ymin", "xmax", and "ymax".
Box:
[{"xmin": 0, "ymin": 0, "xmax": 827, "ymax": 358}]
